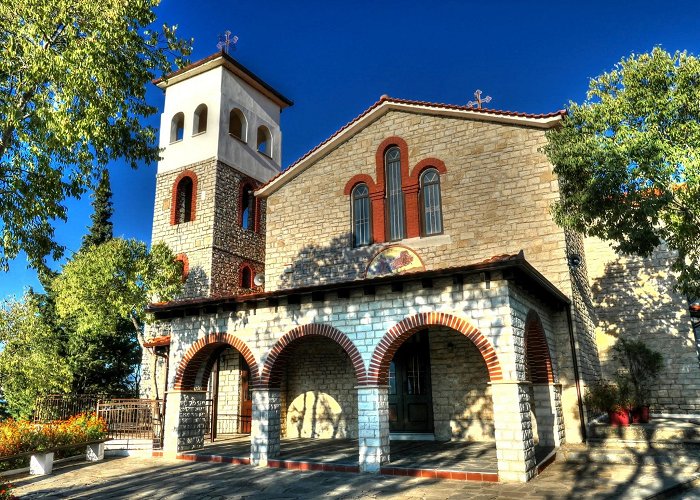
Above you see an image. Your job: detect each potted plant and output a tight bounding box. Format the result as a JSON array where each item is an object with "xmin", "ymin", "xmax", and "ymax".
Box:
[
  {"xmin": 612, "ymin": 338, "xmax": 663, "ymax": 423},
  {"xmin": 583, "ymin": 379, "xmax": 631, "ymax": 426}
]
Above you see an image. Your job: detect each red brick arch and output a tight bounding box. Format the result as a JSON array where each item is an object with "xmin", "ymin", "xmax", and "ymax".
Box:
[
  {"xmin": 368, "ymin": 312, "xmax": 503, "ymax": 385},
  {"xmin": 524, "ymin": 311, "xmax": 555, "ymax": 384},
  {"xmin": 260, "ymin": 324, "xmax": 367, "ymax": 389},
  {"xmin": 173, "ymin": 333, "xmax": 259, "ymax": 390},
  {"xmin": 409, "ymin": 158, "xmax": 447, "ymax": 183},
  {"xmin": 169, "ymin": 169, "xmax": 198, "ymax": 225}
]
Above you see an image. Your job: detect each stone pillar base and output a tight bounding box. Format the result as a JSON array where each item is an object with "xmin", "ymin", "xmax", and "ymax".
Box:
[
  {"xmin": 86, "ymin": 442, "xmax": 105, "ymax": 461},
  {"xmin": 491, "ymin": 381, "xmax": 536, "ymax": 482},
  {"xmin": 357, "ymin": 385, "xmax": 390, "ymax": 473},
  {"xmin": 163, "ymin": 390, "xmax": 207, "ymax": 453},
  {"xmin": 250, "ymin": 388, "xmax": 281, "ymax": 466},
  {"xmin": 30, "ymin": 452, "xmax": 54, "ymax": 475}
]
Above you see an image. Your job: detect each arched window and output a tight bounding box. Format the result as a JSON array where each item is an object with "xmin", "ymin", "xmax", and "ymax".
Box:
[
  {"xmin": 241, "ymin": 184, "xmax": 255, "ymax": 231},
  {"xmin": 241, "ymin": 265, "xmax": 252, "ymax": 289},
  {"xmin": 257, "ymin": 126, "xmax": 272, "ymax": 156},
  {"xmin": 170, "ymin": 112, "xmax": 184, "ymax": 143},
  {"xmin": 229, "ymin": 108, "xmax": 247, "ymax": 141},
  {"xmin": 420, "ymin": 168, "xmax": 443, "ymax": 235},
  {"xmin": 193, "ymin": 104, "xmax": 208, "ymax": 135},
  {"xmin": 175, "ymin": 176, "xmax": 194, "ymax": 223},
  {"xmin": 351, "ymin": 183, "xmax": 371, "ymax": 247},
  {"xmin": 385, "ymin": 146, "xmax": 405, "ymax": 241}
]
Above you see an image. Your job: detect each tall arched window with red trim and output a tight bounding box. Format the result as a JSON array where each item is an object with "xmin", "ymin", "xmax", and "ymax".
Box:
[
  {"xmin": 352, "ymin": 183, "xmax": 371, "ymax": 247},
  {"xmin": 385, "ymin": 146, "xmax": 405, "ymax": 241},
  {"xmin": 420, "ymin": 168, "xmax": 443, "ymax": 235},
  {"xmin": 175, "ymin": 176, "xmax": 194, "ymax": 223}
]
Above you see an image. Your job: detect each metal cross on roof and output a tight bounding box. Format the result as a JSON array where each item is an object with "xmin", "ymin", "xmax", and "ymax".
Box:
[
  {"xmin": 467, "ymin": 89, "xmax": 492, "ymax": 109},
  {"xmin": 217, "ymin": 30, "xmax": 239, "ymax": 54}
]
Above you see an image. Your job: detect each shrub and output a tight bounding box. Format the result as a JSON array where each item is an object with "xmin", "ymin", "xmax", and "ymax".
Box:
[{"xmin": 0, "ymin": 478, "xmax": 15, "ymax": 500}]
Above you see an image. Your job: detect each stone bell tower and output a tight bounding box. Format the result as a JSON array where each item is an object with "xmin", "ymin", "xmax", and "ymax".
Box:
[{"xmin": 150, "ymin": 51, "xmax": 293, "ymax": 298}]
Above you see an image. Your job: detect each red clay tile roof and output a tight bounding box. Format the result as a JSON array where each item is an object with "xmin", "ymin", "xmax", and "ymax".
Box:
[
  {"xmin": 143, "ymin": 335, "xmax": 171, "ymax": 348},
  {"xmin": 256, "ymin": 96, "xmax": 565, "ymax": 196}
]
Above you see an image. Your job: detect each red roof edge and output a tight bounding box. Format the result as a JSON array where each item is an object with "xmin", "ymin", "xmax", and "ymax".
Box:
[
  {"xmin": 256, "ymin": 96, "xmax": 565, "ymax": 193},
  {"xmin": 143, "ymin": 335, "xmax": 171, "ymax": 348}
]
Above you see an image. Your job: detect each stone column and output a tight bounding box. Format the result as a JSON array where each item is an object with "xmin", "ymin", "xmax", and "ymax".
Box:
[
  {"xmin": 250, "ymin": 388, "xmax": 281, "ymax": 466},
  {"xmin": 357, "ymin": 385, "xmax": 390, "ymax": 473},
  {"xmin": 491, "ymin": 381, "xmax": 536, "ymax": 482},
  {"xmin": 531, "ymin": 383, "xmax": 564, "ymax": 447},
  {"xmin": 162, "ymin": 390, "xmax": 207, "ymax": 453}
]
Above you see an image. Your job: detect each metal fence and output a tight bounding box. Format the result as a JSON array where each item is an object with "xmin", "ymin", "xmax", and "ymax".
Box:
[
  {"xmin": 96, "ymin": 399, "xmax": 164, "ymax": 447},
  {"xmin": 203, "ymin": 399, "xmax": 251, "ymax": 441},
  {"xmin": 33, "ymin": 394, "xmax": 107, "ymax": 422}
]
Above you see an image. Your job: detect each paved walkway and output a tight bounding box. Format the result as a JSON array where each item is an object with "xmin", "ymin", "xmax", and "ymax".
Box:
[{"xmin": 7, "ymin": 455, "xmax": 700, "ymax": 499}]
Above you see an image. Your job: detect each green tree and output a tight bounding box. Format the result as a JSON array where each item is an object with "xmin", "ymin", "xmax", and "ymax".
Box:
[
  {"xmin": 0, "ymin": 1, "xmax": 190, "ymax": 271},
  {"xmin": 53, "ymin": 239, "xmax": 183, "ymax": 399},
  {"xmin": 0, "ymin": 294, "xmax": 72, "ymax": 418},
  {"xmin": 544, "ymin": 48, "xmax": 700, "ymax": 298},
  {"xmin": 81, "ymin": 169, "xmax": 114, "ymax": 250}
]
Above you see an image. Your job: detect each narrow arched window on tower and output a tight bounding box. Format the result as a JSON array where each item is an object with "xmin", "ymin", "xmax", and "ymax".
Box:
[
  {"xmin": 229, "ymin": 108, "xmax": 247, "ymax": 141},
  {"xmin": 241, "ymin": 265, "xmax": 252, "ymax": 289},
  {"xmin": 193, "ymin": 104, "xmax": 208, "ymax": 134},
  {"xmin": 257, "ymin": 126, "xmax": 272, "ymax": 156},
  {"xmin": 385, "ymin": 146, "xmax": 405, "ymax": 241},
  {"xmin": 241, "ymin": 184, "xmax": 255, "ymax": 231},
  {"xmin": 170, "ymin": 112, "xmax": 184, "ymax": 143},
  {"xmin": 175, "ymin": 176, "xmax": 194, "ymax": 223},
  {"xmin": 420, "ymin": 168, "xmax": 443, "ymax": 235},
  {"xmin": 351, "ymin": 183, "xmax": 371, "ymax": 247}
]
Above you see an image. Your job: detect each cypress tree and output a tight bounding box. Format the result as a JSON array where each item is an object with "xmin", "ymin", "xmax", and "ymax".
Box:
[{"xmin": 81, "ymin": 169, "xmax": 114, "ymax": 249}]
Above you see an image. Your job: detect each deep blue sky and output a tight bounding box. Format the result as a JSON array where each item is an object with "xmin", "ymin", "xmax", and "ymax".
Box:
[{"xmin": 3, "ymin": 0, "xmax": 700, "ymax": 298}]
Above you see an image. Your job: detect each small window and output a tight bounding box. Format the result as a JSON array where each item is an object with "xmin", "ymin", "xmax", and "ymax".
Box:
[
  {"xmin": 193, "ymin": 104, "xmax": 208, "ymax": 135},
  {"xmin": 229, "ymin": 108, "xmax": 247, "ymax": 141},
  {"xmin": 241, "ymin": 184, "xmax": 256, "ymax": 231},
  {"xmin": 351, "ymin": 183, "xmax": 371, "ymax": 247},
  {"xmin": 241, "ymin": 266, "xmax": 252, "ymax": 289},
  {"xmin": 385, "ymin": 146, "xmax": 405, "ymax": 241},
  {"xmin": 175, "ymin": 176, "xmax": 194, "ymax": 223},
  {"xmin": 420, "ymin": 168, "xmax": 443, "ymax": 235},
  {"xmin": 170, "ymin": 112, "xmax": 184, "ymax": 143},
  {"xmin": 257, "ymin": 126, "xmax": 272, "ymax": 156}
]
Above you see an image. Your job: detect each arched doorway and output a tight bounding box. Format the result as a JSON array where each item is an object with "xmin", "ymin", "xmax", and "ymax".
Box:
[
  {"xmin": 523, "ymin": 311, "xmax": 561, "ymax": 455},
  {"xmin": 254, "ymin": 324, "xmax": 366, "ymax": 465},
  {"xmin": 166, "ymin": 333, "xmax": 259, "ymax": 453}
]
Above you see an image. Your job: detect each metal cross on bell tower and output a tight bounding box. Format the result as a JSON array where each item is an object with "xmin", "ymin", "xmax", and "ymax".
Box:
[
  {"xmin": 217, "ymin": 30, "xmax": 239, "ymax": 54},
  {"xmin": 467, "ymin": 89, "xmax": 492, "ymax": 109}
]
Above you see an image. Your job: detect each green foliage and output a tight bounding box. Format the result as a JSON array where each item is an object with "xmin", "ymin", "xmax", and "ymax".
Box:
[
  {"xmin": 53, "ymin": 238, "xmax": 183, "ymax": 344},
  {"xmin": 0, "ymin": 0, "xmax": 191, "ymax": 271},
  {"xmin": 0, "ymin": 295, "xmax": 71, "ymax": 418},
  {"xmin": 81, "ymin": 169, "xmax": 114, "ymax": 250},
  {"xmin": 544, "ymin": 48, "xmax": 700, "ymax": 298},
  {"xmin": 583, "ymin": 379, "xmax": 631, "ymax": 413},
  {"xmin": 612, "ymin": 338, "xmax": 663, "ymax": 406}
]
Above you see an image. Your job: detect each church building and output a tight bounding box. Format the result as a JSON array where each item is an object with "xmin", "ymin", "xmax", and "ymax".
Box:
[{"xmin": 141, "ymin": 51, "xmax": 700, "ymax": 483}]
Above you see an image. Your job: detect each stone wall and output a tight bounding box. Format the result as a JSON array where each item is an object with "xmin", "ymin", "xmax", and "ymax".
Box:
[
  {"xmin": 281, "ymin": 337, "xmax": 358, "ymax": 439},
  {"xmin": 429, "ymin": 326, "xmax": 494, "ymax": 441},
  {"xmin": 585, "ymin": 238, "xmax": 700, "ymax": 413},
  {"xmin": 264, "ymin": 111, "xmax": 571, "ymax": 296},
  {"xmin": 151, "ymin": 158, "xmax": 266, "ymax": 299}
]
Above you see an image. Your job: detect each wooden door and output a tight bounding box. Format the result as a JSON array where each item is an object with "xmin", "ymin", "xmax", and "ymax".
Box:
[
  {"xmin": 388, "ymin": 330, "xmax": 434, "ymax": 433},
  {"xmin": 239, "ymin": 356, "xmax": 252, "ymax": 434}
]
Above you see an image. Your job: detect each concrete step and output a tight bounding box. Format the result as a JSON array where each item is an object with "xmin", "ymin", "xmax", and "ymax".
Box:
[
  {"xmin": 588, "ymin": 417, "xmax": 700, "ymax": 442},
  {"xmin": 558, "ymin": 443, "xmax": 700, "ymax": 466}
]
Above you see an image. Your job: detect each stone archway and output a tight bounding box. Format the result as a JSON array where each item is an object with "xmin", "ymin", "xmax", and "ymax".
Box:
[
  {"xmin": 524, "ymin": 311, "xmax": 562, "ymax": 452},
  {"xmin": 368, "ymin": 312, "xmax": 503, "ymax": 385},
  {"xmin": 164, "ymin": 333, "xmax": 259, "ymax": 453}
]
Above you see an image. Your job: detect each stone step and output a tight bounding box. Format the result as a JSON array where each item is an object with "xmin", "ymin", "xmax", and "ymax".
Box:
[
  {"xmin": 558, "ymin": 443, "xmax": 700, "ymax": 466},
  {"xmin": 588, "ymin": 418, "xmax": 700, "ymax": 442},
  {"xmin": 585, "ymin": 437, "xmax": 700, "ymax": 451}
]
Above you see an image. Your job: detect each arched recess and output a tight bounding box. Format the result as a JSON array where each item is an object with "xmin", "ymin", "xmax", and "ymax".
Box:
[
  {"xmin": 173, "ymin": 333, "xmax": 259, "ymax": 390},
  {"xmin": 409, "ymin": 157, "xmax": 447, "ymax": 183},
  {"xmin": 524, "ymin": 311, "xmax": 555, "ymax": 384},
  {"xmin": 368, "ymin": 312, "xmax": 503, "ymax": 385},
  {"xmin": 260, "ymin": 324, "xmax": 367, "ymax": 388},
  {"xmin": 169, "ymin": 170, "xmax": 198, "ymax": 225}
]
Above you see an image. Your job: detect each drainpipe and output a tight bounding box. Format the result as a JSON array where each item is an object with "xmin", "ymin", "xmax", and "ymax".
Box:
[{"xmin": 566, "ymin": 305, "xmax": 587, "ymax": 443}]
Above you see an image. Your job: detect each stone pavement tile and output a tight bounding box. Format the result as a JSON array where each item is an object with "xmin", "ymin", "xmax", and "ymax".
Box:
[{"xmin": 7, "ymin": 455, "xmax": 699, "ymax": 499}]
